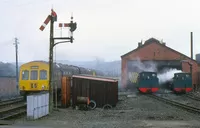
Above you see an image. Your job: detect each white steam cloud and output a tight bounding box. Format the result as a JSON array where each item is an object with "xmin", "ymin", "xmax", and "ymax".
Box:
[
  {"xmin": 157, "ymin": 68, "xmax": 182, "ymax": 84},
  {"xmin": 130, "ymin": 57, "xmax": 157, "ymax": 72},
  {"xmin": 126, "ymin": 57, "xmax": 183, "ymax": 88}
]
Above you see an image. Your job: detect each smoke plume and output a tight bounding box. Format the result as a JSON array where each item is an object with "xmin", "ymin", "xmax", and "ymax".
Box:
[
  {"xmin": 124, "ymin": 57, "xmax": 183, "ymax": 90},
  {"xmin": 157, "ymin": 68, "xmax": 182, "ymax": 84},
  {"xmin": 130, "ymin": 57, "xmax": 157, "ymax": 72},
  {"xmin": 124, "ymin": 57, "xmax": 157, "ymax": 90}
]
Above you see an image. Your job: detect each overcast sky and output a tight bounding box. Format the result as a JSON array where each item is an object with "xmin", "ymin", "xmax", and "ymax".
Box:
[{"xmin": 0, "ymin": 0, "xmax": 200, "ymax": 63}]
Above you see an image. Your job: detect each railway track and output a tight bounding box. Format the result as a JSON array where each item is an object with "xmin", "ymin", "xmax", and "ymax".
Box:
[
  {"xmin": 147, "ymin": 94, "xmax": 200, "ymax": 114},
  {"xmin": 0, "ymin": 96, "xmax": 26, "ymax": 120},
  {"xmin": 185, "ymin": 93, "xmax": 200, "ymax": 101}
]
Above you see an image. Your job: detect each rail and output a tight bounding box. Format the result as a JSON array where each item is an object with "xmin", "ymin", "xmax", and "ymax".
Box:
[
  {"xmin": 185, "ymin": 93, "xmax": 200, "ymax": 101},
  {"xmin": 0, "ymin": 97, "xmax": 26, "ymax": 120},
  {"xmin": 0, "ymin": 97, "xmax": 24, "ymax": 107},
  {"xmin": 147, "ymin": 94, "xmax": 200, "ymax": 114}
]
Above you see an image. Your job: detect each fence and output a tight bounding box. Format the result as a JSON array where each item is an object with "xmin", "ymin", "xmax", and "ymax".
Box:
[{"xmin": 0, "ymin": 77, "xmax": 18, "ymax": 100}]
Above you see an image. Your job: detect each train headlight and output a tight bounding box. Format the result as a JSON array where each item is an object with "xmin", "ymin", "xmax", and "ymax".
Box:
[
  {"xmin": 42, "ymin": 85, "xmax": 46, "ymax": 90},
  {"xmin": 31, "ymin": 84, "xmax": 33, "ymax": 88},
  {"xmin": 34, "ymin": 84, "xmax": 37, "ymax": 88}
]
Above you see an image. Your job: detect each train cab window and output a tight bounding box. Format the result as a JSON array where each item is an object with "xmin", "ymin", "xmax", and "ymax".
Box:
[
  {"xmin": 30, "ymin": 70, "xmax": 38, "ymax": 80},
  {"xmin": 40, "ymin": 70, "xmax": 47, "ymax": 80},
  {"xmin": 22, "ymin": 70, "xmax": 29, "ymax": 80},
  {"xmin": 152, "ymin": 74, "xmax": 156, "ymax": 77}
]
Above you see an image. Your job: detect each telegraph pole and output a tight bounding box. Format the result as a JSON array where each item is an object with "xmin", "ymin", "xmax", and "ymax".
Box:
[{"xmin": 14, "ymin": 38, "xmax": 19, "ymax": 95}]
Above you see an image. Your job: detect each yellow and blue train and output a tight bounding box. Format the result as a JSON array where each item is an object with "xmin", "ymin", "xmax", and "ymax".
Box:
[{"xmin": 19, "ymin": 61, "xmax": 104, "ymax": 97}]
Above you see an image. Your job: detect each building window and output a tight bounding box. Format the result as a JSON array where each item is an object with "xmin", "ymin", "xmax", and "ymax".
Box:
[
  {"xmin": 22, "ymin": 70, "xmax": 29, "ymax": 80},
  {"xmin": 40, "ymin": 70, "xmax": 47, "ymax": 80},
  {"xmin": 31, "ymin": 70, "xmax": 38, "ymax": 80}
]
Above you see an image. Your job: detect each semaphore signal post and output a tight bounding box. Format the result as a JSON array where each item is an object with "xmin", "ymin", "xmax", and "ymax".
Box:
[{"xmin": 39, "ymin": 9, "xmax": 77, "ymax": 113}]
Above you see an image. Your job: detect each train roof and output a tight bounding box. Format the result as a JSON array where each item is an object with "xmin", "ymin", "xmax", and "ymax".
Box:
[
  {"xmin": 20, "ymin": 60, "xmax": 101, "ymax": 74},
  {"xmin": 28, "ymin": 60, "xmax": 48, "ymax": 64},
  {"xmin": 174, "ymin": 72, "xmax": 191, "ymax": 75},
  {"xmin": 139, "ymin": 71, "xmax": 157, "ymax": 74}
]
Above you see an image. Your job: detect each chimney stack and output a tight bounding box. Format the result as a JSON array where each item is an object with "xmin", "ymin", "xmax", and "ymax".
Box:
[
  {"xmin": 191, "ymin": 32, "xmax": 193, "ymax": 59},
  {"xmin": 138, "ymin": 40, "xmax": 143, "ymax": 48},
  {"xmin": 138, "ymin": 42, "xmax": 142, "ymax": 47}
]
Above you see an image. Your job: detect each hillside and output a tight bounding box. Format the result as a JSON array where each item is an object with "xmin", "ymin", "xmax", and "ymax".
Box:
[
  {"xmin": 0, "ymin": 62, "xmax": 16, "ymax": 77},
  {"xmin": 56, "ymin": 60, "xmax": 121, "ymax": 77}
]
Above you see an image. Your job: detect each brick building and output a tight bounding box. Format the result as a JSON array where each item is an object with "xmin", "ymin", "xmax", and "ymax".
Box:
[{"xmin": 121, "ymin": 38, "xmax": 199, "ymax": 90}]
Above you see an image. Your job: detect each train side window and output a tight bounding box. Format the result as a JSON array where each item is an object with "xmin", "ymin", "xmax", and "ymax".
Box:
[
  {"xmin": 22, "ymin": 70, "xmax": 29, "ymax": 80},
  {"xmin": 40, "ymin": 70, "xmax": 47, "ymax": 80},
  {"xmin": 31, "ymin": 70, "xmax": 38, "ymax": 80}
]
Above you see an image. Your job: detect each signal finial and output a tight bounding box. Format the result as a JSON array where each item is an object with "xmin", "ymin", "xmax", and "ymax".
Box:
[
  {"xmin": 51, "ymin": 4, "xmax": 53, "ymax": 9},
  {"xmin": 71, "ymin": 12, "xmax": 73, "ymax": 21}
]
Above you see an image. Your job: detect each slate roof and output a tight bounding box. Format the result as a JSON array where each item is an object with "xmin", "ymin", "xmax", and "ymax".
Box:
[{"xmin": 121, "ymin": 38, "xmax": 197, "ymax": 62}]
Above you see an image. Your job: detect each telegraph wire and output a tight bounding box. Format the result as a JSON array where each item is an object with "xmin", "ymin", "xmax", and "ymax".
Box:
[
  {"xmin": 0, "ymin": 39, "xmax": 15, "ymax": 48},
  {"xmin": 1, "ymin": 0, "xmax": 54, "ymax": 7}
]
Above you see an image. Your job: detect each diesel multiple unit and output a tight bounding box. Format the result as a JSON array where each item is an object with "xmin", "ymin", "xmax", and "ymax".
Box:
[{"xmin": 19, "ymin": 61, "xmax": 103, "ymax": 97}]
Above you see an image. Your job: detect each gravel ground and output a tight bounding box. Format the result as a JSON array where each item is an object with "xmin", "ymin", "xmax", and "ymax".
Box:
[
  {"xmin": 9, "ymin": 92, "xmax": 200, "ymax": 128},
  {"xmin": 191, "ymin": 91, "xmax": 200, "ymax": 97}
]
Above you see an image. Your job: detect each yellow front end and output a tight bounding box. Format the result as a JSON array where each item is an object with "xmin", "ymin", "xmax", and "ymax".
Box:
[{"xmin": 19, "ymin": 61, "xmax": 49, "ymax": 94}]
